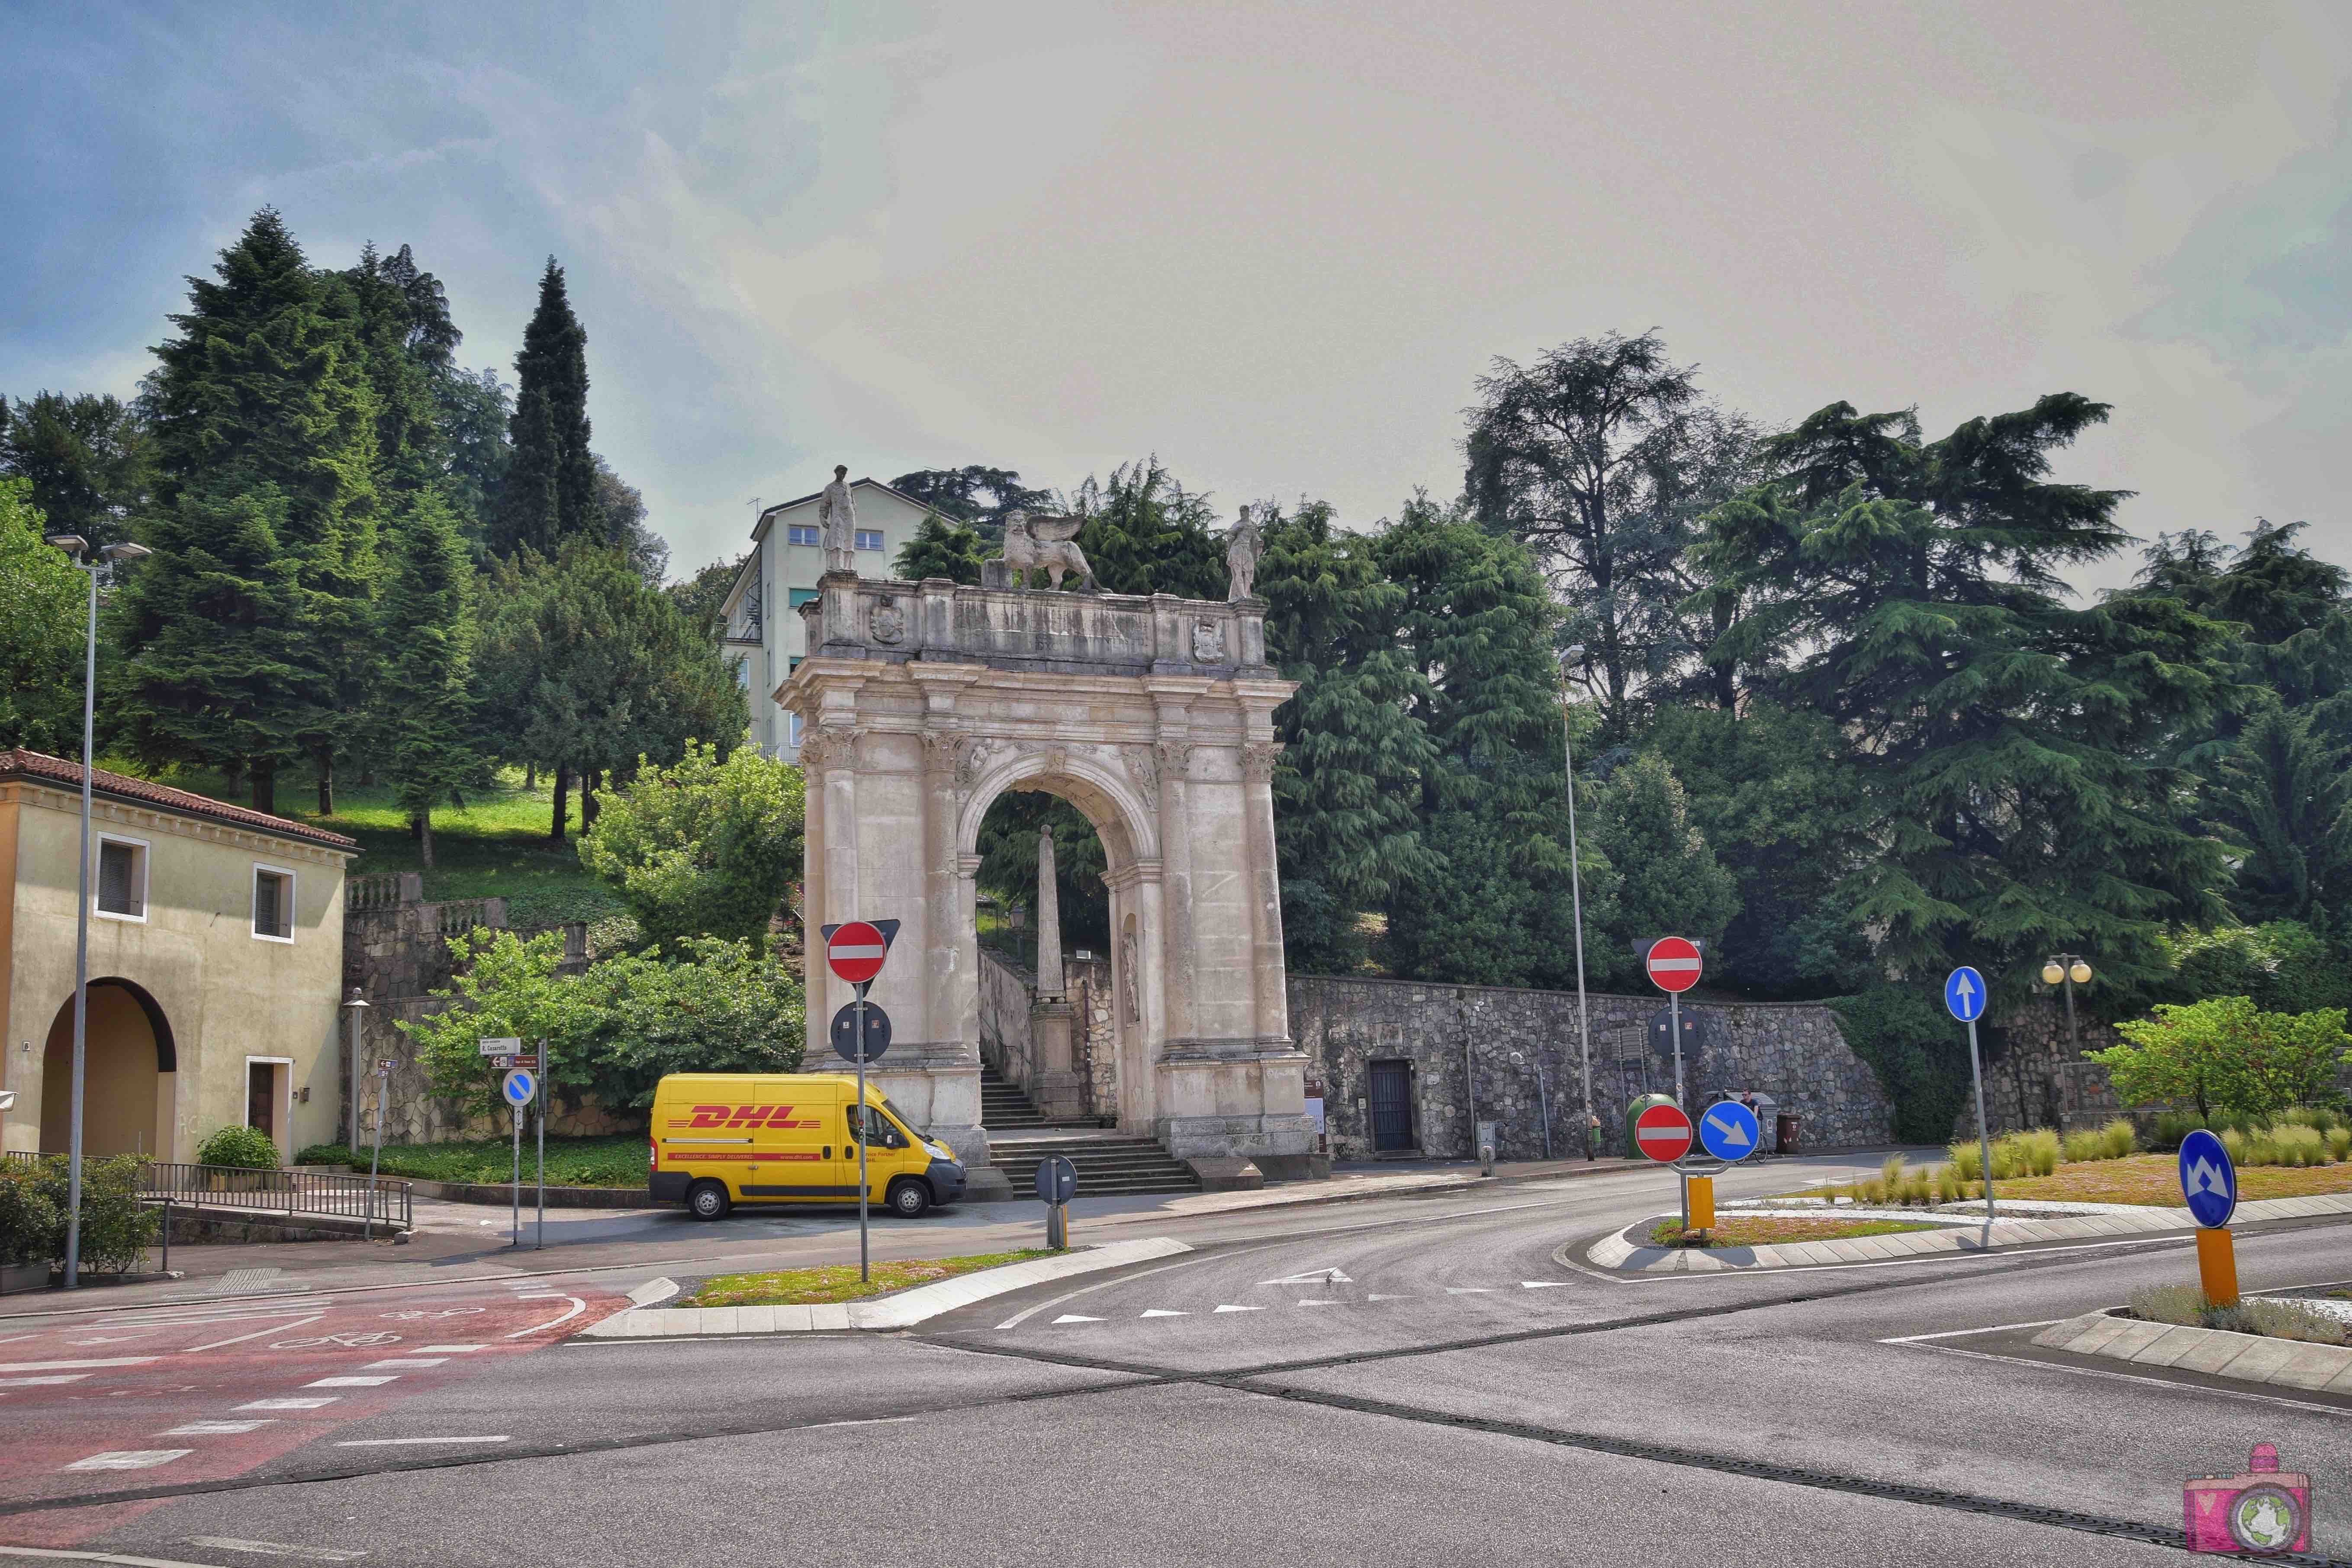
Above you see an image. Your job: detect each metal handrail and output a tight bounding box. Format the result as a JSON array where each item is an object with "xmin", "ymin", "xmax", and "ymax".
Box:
[{"xmin": 134, "ymin": 1161, "xmax": 411, "ymax": 1230}]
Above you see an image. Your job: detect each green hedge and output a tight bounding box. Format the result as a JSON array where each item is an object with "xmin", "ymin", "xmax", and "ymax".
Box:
[
  {"xmin": 0, "ymin": 1156, "xmax": 156, "ymax": 1273},
  {"xmin": 196, "ymin": 1125, "xmax": 282, "ymax": 1169},
  {"xmin": 1829, "ymin": 985, "xmax": 1973, "ymax": 1144}
]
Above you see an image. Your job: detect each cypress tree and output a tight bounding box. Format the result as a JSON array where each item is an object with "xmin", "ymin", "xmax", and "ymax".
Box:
[
  {"xmin": 494, "ymin": 259, "xmax": 602, "ymax": 557},
  {"xmin": 125, "ymin": 209, "xmax": 379, "ymax": 814},
  {"xmin": 379, "ymin": 490, "xmax": 479, "ymax": 867}
]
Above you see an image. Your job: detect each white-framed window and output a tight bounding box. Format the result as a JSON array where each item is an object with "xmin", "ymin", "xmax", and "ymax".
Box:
[
  {"xmin": 251, "ymin": 864, "xmax": 296, "ymax": 942},
  {"xmin": 787, "ymin": 712, "xmax": 805, "ymax": 750},
  {"xmin": 732, "ymin": 657, "xmax": 750, "ymax": 690},
  {"xmin": 787, "ymin": 524, "xmax": 821, "ymax": 547},
  {"xmin": 855, "ymin": 529, "xmax": 884, "ymax": 551},
  {"xmin": 95, "ymin": 834, "xmax": 148, "ymax": 922}
]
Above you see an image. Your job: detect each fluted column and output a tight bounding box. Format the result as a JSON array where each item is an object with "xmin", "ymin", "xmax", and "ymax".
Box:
[{"xmin": 1241, "ymin": 740, "xmax": 1289, "ymax": 1045}]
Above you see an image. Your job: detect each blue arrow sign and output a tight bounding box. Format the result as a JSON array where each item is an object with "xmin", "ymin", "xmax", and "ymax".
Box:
[
  {"xmin": 1944, "ymin": 966, "xmax": 1987, "ymax": 1023},
  {"xmin": 2178, "ymin": 1128, "xmax": 2237, "ymax": 1228},
  {"xmin": 501, "ymin": 1068, "xmax": 537, "ymax": 1108},
  {"xmin": 1699, "ymin": 1099, "xmax": 1760, "ymax": 1162}
]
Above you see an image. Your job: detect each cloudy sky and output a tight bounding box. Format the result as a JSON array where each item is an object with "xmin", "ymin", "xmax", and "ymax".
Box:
[{"xmin": 5, "ymin": 1, "xmax": 2348, "ymax": 587}]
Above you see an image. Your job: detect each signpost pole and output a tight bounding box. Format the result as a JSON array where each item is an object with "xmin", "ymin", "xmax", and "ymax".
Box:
[
  {"xmin": 1966, "ymin": 1015, "xmax": 1994, "ymax": 1236},
  {"xmin": 1670, "ymin": 988, "xmax": 1687, "ymax": 1229},
  {"xmin": 366, "ymin": 1064, "xmax": 386, "ymax": 1242},
  {"xmin": 1535, "ymin": 1058, "xmax": 1552, "ymax": 1161},
  {"xmin": 856, "ymin": 983, "xmax": 870, "ymax": 1285},
  {"xmin": 535, "ymin": 1038, "xmax": 547, "ymax": 1252},
  {"xmin": 510, "ymin": 1100, "xmax": 521, "ymax": 1250}
]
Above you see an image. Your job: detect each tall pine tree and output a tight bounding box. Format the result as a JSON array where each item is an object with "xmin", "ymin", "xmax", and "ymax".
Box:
[
  {"xmin": 124, "ymin": 209, "xmax": 379, "ymax": 814},
  {"xmin": 493, "ymin": 259, "xmax": 602, "ymax": 558},
  {"xmin": 379, "ymin": 490, "xmax": 479, "ymax": 867}
]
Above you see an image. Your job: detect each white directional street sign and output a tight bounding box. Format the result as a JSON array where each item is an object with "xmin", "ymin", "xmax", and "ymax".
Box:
[{"xmin": 478, "ymin": 1037, "xmax": 522, "ymax": 1056}]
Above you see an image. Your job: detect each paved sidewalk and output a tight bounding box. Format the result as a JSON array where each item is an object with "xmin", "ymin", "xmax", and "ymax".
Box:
[
  {"xmin": 2033, "ymin": 1307, "xmax": 2352, "ymax": 1395},
  {"xmin": 1586, "ymin": 1191, "xmax": 2352, "ymax": 1274}
]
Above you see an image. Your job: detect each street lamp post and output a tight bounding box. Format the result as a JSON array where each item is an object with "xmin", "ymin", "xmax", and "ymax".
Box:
[
  {"xmin": 42, "ymin": 534, "xmax": 152, "ymax": 1290},
  {"xmin": 2041, "ymin": 954, "xmax": 2094, "ymax": 1133},
  {"xmin": 1559, "ymin": 648, "xmax": 1596, "ymax": 1159}
]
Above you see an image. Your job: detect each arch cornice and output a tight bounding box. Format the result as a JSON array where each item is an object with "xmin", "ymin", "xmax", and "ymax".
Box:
[{"xmin": 956, "ymin": 744, "xmax": 1161, "ymax": 866}]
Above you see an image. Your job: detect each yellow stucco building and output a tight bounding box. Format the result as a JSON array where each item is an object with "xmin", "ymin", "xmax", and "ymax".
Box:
[{"xmin": 0, "ymin": 750, "xmax": 357, "ymax": 1163}]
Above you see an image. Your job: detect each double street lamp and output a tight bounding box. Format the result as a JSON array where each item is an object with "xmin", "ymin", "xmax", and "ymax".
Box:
[
  {"xmin": 2042, "ymin": 953, "xmax": 2095, "ymax": 1133},
  {"xmin": 43, "ymin": 533, "xmax": 152, "ymax": 1290}
]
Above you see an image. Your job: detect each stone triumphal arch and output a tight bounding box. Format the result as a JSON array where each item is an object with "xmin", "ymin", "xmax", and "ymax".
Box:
[{"xmin": 779, "ymin": 567, "xmax": 1313, "ymax": 1193}]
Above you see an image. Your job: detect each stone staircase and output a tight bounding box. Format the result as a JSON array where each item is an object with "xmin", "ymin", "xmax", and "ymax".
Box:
[
  {"xmin": 986, "ymin": 1133, "xmax": 1202, "ymax": 1198},
  {"xmin": 980, "ymin": 1063, "xmax": 1057, "ymax": 1130}
]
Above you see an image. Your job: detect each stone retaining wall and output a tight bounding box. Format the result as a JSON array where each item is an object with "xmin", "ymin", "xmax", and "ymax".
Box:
[{"xmin": 1287, "ymin": 975, "xmax": 1894, "ymax": 1161}]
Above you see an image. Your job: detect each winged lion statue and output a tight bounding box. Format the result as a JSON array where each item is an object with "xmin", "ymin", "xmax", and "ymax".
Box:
[{"xmin": 991, "ymin": 509, "xmax": 1098, "ymax": 592}]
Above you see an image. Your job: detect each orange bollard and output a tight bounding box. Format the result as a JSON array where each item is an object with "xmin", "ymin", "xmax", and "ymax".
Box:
[
  {"xmin": 1688, "ymin": 1175, "xmax": 1715, "ymax": 1233},
  {"xmin": 2196, "ymin": 1226, "xmax": 2240, "ymax": 1309}
]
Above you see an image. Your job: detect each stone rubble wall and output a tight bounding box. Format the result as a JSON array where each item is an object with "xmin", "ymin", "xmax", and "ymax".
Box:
[
  {"xmin": 977, "ymin": 944, "xmax": 1117, "ymax": 1118},
  {"xmin": 342, "ymin": 897, "xmax": 601, "ymax": 1148},
  {"xmin": 1287, "ymin": 975, "xmax": 1895, "ymax": 1161}
]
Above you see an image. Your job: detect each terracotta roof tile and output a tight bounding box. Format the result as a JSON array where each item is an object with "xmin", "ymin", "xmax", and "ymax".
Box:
[{"xmin": 0, "ymin": 750, "xmax": 360, "ymax": 852}]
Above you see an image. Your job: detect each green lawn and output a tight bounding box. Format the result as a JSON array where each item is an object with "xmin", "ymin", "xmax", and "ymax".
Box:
[
  {"xmin": 140, "ymin": 759, "xmax": 623, "ymax": 929},
  {"xmin": 294, "ymin": 1134, "xmax": 647, "ymax": 1187},
  {"xmin": 1649, "ymin": 1216, "xmax": 1942, "ymax": 1248},
  {"xmin": 683, "ymin": 1250, "xmax": 1058, "ymax": 1307}
]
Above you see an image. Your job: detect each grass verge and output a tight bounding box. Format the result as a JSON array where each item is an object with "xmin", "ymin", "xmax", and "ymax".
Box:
[
  {"xmin": 1648, "ymin": 1216, "xmax": 1941, "ymax": 1249},
  {"xmin": 1984, "ymin": 1155, "xmax": 2352, "ymax": 1207},
  {"xmin": 683, "ymin": 1249, "xmax": 1059, "ymax": 1307},
  {"xmin": 294, "ymin": 1135, "xmax": 648, "ymax": 1188}
]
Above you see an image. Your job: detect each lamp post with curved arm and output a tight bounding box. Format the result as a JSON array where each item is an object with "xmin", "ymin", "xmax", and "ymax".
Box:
[{"xmin": 2041, "ymin": 954, "xmax": 2094, "ymax": 1132}]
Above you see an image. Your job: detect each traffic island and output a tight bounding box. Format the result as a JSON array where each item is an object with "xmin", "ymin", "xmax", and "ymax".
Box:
[
  {"xmin": 2033, "ymin": 1305, "xmax": 2352, "ymax": 1395},
  {"xmin": 574, "ymin": 1236, "xmax": 1190, "ymax": 1337},
  {"xmin": 1579, "ymin": 1191, "xmax": 2352, "ymax": 1275}
]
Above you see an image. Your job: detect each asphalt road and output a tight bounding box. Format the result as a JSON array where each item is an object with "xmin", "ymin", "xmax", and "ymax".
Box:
[{"xmin": 3, "ymin": 1153, "xmax": 2348, "ymax": 1567}]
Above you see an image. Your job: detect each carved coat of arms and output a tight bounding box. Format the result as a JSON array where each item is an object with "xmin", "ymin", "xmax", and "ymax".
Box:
[
  {"xmin": 1192, "ymin": 619, "xmax": 1225, "ymax": 664},
  {"xmin": 870, "ymin": 597, "xmax": 906, "ymax": 644}
]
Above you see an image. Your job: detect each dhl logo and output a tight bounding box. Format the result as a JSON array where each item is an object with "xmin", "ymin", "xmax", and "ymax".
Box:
[{"xmin": 665, "ymin": 1104, "xmax": 821, "ymax": 1130}]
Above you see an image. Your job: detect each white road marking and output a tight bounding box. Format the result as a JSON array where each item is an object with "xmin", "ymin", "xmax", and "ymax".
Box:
[
  {"xmin": 1260, "ymin": 1268, "xmax": 1352, "ymax": 1286},
  {"xmin": 1878, "ymin": 1318, "xmax": 2065, "ymax": 1343},
  {"xmin": 0, "ymin": 1546, "xmax": 305, "ymax": 1568},
  {"xmin": 163, "ymin": 1420, "xmax": 273, "ymax": 1435},
  {"xmin": 334, "ymin": 1436, "xmax": 510, "ymax": 1446},
  {"xmin": 306, "ymin": 1375, "xmax": 397, "ymax": 1388},
  {"xmin": 416, "ymin": 1344, "xmax": 486, "ymax": 1353},
  {"xmin": 1050, "ymin": 1314, "xmax": 1103, "ymax": 1324},
  {"xmin": 1297, "ymin": 1299, "xmax": 1343, "ymax": 1307},
  {"xmin": 67, "ymin": 1449, "xmax": 190, "ymax": 1471},
  {"xmin": 363, "ymin": 1358, "xmax": 447, "ymax": 1369},
  {"xmin": 1, "ymin": 1374, "xmax": 93, "ymax": 1387},
  {"xmin": 514, "ymin": 1292, "xmax": 566, "ymax": 1300},
  {"xmin": 1521, "ymin": 1281, "xmax": 1572, "ymax": 1289},
  {"xmin": 1367, "ymin": 1293, "xmax": 1414, "ymax": 1301},
  {"xmin": 236, "ymin": 1396, "xmax": 340, "ymax": 1411},
  {"xmin": 0, "ymin": 1358, "xmax": 157, "ymax": 1372},
  {"xmin": 1445, "ymin": 1287, "xmax": 1495, "ymax": 1294},
  {"xmin": 804, "ymin": 1416, "xmax": 918, "ymax": 1430},
  {"xmin": 184, "ymin": 1541, "xmax": 366, "ymax": 1562},
  {"xmin": 1139, "ymin": 1309, "xmax": 1187, "ymax": 1318},
  {"xmin": 1212, "ymin": 1305, "xmax": 1263, "ymax": 1314},
  {"xmin": 505, "ymin": 1296, "xmax": 585, "ymax": 1337},
  {"xmin": 183, "ymin": 1314, "xmax": 326, "ymax": 1353},
  {"xmin": 71, "ymin": 1335, "xmax": 154, "ymax": 1344}
]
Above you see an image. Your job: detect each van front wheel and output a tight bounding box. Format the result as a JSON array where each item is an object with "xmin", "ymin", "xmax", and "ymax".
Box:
[
  {"xmin": 887, "ymin": 1178, "xmax": 932, "ymax": 1219},
  {"xmin": 687, "ymin": 1180, "xmax": 732, "ymax": 1220}
]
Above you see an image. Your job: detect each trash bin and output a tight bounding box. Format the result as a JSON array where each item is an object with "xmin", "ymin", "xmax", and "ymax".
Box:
[{"xmin": 1775, "ymin": 1112, "xmax": 1800, "ymax": 1157}]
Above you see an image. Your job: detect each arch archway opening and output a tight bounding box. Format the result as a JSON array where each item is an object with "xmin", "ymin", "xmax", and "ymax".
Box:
[{"xmin": 40, "ymin": 979, "xmax": 176, "ymax": 1159}]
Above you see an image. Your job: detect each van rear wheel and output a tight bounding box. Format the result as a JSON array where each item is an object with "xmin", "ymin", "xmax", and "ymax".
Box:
[
  {"xmin": 687, "ymin": 1180, "xmax": 732, "ymax": 1220},
  {"xmin": 887, "ymin": 1178, "xmax": 932, "ymax": 1218}
]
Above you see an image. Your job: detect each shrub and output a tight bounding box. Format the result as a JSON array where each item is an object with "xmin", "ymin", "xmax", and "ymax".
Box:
[
  {"xmin": 1947, "ymin": 1140, "xmax": 1982, "ymax": 1183},
  {"xmin": 1828, "ymin": 986, "xmax": 1972, "ymax": 1144},
  {"xmin": 1934, "ymin": 1162, "xmax": 1963, "ymax": 1204},
  {"xmin": 197, "ymin": 1126, "xmax": 281, "ymax": 1170},
  {"xmin": 2061, "ymin": 1130, "xmax": 2099, "ymax": 1163},
  {"xmin": 2329, "ymin": 1128, "xmax": 2351, "ymax": 1162},
  {"xmin": 0, "ymin": 1162, "xmax": 59, "ymax": 1268},
  {"xmin": 2222, "ymin": 1127, "xmax": 2248, "ymax": 1165},
  {"xmin": 1881, "ymin": 1153, "xmax": 1906, "ymax": 1191},
  {"xmin": 2206, "ymin": 1300, "xmax": 2349, "ymax": 1345},
  {"xmin": 2131, "ymin": 1283, "xmax": 2206, "ymax": 1326},
  {"xmin": 1900, "ymin": 1166, "xmax": 1931, "ymax": 1206},
  {"xmin": 2152, "ymin": 1111, "xmax": 2205, "ymax": 1150},
  {"xmin": 24, "ymin": 1156, "xmax": 154, "ymax": 1273},
  {"xmin": 2093, "ymin": 996, "xmax": 2352, "ymax": 1120},
  {"xmin": 2099, "ymin": 1118, "xmax": 2137, "ymax": 1159}
]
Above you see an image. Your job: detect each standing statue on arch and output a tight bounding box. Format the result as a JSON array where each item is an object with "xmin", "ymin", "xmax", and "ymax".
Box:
[
  {"xmin": 818, "ymin": 463, "xmax": 859, "ymax": 576},
  {"xmin": 1225, "ymin": 505, "xmax": 1263, "ymax": 602}
]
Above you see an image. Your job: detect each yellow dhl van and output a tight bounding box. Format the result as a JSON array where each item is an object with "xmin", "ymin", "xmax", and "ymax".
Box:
[{"xmin": 647, "ymin": 1073, "xmax": 966, "ymax": 1220}]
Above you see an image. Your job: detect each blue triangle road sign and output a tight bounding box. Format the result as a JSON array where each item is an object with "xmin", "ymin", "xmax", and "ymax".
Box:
[{"xmin": 1944, "ymin": 966, "xmax": 1987, "ymax": 1023}]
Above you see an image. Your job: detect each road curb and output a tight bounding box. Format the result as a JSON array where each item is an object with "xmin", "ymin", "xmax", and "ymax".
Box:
[
  {"xmin": 573, "ymin": 1237, "xmax": 1191, "ymax": 1338},
  {"xmin": 1576, "ymin": 1191, "xmax": 2352, "ymax": 1275},
  {"xmin": 2033, "ymin": 1307, "xmax": 2352, "ymax": 1394}
]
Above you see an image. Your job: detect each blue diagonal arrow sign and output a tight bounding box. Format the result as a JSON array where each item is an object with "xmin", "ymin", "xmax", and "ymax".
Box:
[
  {"xmin": 1944, "ymin": 966, "xmax": 1987, "ymax": 1023},
  {"xmin": 1699, "ymin": 1099, "xmax": 1760, "ymax": 1162}
]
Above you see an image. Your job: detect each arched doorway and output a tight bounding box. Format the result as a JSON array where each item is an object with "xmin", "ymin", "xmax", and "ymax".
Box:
[{"xmin": 41, "ymin": 979, "xmax": 176, "ymax": 1159}]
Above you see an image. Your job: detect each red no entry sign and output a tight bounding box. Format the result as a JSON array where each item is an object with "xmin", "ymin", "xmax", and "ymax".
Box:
[
  {"xmin": 1635, "ymin": 1103, "xmax": 1694, "ymax": 1163},
  {"xmin": 1646, "ymin": 936, "xmax": 1702, "ymax": 994},
  {"xmin": 826, "ymin": 921, "xmax": 890, "ymax": 985}
]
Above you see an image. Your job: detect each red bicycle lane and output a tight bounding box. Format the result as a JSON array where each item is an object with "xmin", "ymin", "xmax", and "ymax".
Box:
[{"xmin": 0, "ymin": 1277, "xmax": 628, "ymax": 1548}]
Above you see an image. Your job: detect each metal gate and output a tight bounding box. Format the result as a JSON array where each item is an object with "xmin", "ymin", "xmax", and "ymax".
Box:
[{"xmin": 1368, "ymin": 1060, "xmax": 1415, "ymax": 1152}]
